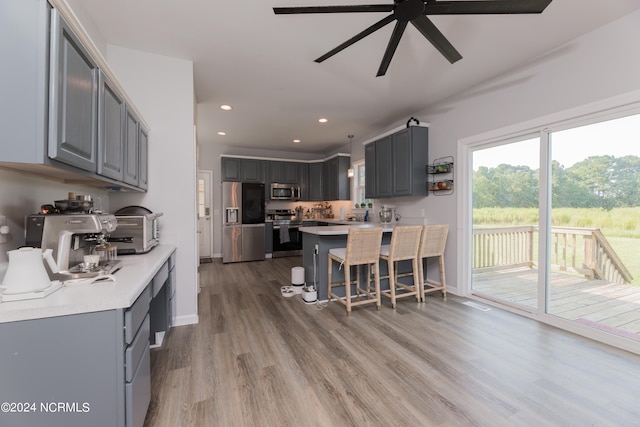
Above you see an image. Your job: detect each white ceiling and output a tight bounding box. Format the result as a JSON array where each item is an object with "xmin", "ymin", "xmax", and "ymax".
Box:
[{"xmin": 75, "ymin": 0, "xmax": 640, "ymax": 154}]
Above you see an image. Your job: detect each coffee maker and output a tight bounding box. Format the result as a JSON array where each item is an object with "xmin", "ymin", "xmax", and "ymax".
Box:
[{"xmin": 25, "ymin": 213, "xmax": 122, "ymax": 280}]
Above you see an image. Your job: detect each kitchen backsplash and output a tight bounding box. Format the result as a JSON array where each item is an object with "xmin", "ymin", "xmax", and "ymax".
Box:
[{"xmin": 0, "ymin": 169, "xmax": 110, "ymax": 263}]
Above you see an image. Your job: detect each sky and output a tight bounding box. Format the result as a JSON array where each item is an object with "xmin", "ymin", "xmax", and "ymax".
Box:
[{"xmin": 473, "ymin": 113, "xmax": 640, "ymax": 170}]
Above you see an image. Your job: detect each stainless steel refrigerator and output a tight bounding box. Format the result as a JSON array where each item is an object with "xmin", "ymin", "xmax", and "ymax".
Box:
[{"xmin": 222, "ymin": 182, "xmax": 266, "ymax": 263}]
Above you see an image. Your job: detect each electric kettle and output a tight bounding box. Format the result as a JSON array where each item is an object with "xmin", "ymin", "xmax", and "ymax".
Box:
[{"xmin": 1, "ymin": 247, "xmax": 59, "ymax": 295}]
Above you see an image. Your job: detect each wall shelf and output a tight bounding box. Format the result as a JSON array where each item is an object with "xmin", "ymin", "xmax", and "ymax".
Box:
[{"xmin": 427, "ymin": 156, "xmax": 454, "ymax": 196}]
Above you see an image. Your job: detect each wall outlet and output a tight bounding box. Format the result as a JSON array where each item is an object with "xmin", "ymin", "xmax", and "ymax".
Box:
[
  {"xmin": 314, "ymin": 244, "xmax": 319, "ymax": 255},
  {"xmin": 0, "ymin": 215, "xmax": 7, "ymax": 244}
]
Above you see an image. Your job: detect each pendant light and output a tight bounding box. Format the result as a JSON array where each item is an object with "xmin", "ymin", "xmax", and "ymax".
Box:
[{"xmin": 347, "ymin": 134, "xmax": 355, "ymax": 178}]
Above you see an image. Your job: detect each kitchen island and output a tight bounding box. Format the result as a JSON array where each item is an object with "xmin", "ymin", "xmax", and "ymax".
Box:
[
  {"xmin": 300, "ymin": 224, "xmax": 413, "ymax": 302},
  {"xmin": 0, "ymin": 244, "xmax": 176, "ymax": 427}
]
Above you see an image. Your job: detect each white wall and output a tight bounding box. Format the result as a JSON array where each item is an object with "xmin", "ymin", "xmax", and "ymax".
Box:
[{"xmin": 106, "ymin": 46, "xmax": 199, "ymax": 326}]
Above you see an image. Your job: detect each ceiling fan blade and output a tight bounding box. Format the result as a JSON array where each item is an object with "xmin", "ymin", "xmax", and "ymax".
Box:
[
  {"xmin": 273, "ymin": 5, "xmax": 394, "ymax": 14},
  {"xmin": 424, "ymin": 0, "xmax": 552, "ymax": 15},
  {"xmin": 315, "ymin": 14, "xmax": 396, "ymax": 63},
  {"xmin": 411, "ymin": 15, "xmax": 462, "ymax": 64},
  {"xmin": 376, "ymin": 20, "xmax": 408, "ymax": 77}
]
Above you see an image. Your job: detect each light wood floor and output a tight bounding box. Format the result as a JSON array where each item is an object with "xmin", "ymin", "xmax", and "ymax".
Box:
[{"xmin": 144, "ymin": 257, "xmax": 640, "ymax": 426}]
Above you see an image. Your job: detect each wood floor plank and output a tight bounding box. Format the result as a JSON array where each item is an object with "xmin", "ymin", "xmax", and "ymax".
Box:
[{"xmin": 145, "ymin": 258, "xmax": 640, "ymax": 426}]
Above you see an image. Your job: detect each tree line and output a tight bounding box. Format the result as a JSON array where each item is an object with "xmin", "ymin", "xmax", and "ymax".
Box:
[{"xmin": 473, "ymin": 155, "xmax": 640, "ymax": 209}]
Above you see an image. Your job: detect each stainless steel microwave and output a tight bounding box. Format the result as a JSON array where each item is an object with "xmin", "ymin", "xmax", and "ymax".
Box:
[{"xmin": 270, "ymin": 183, "xmax": 300, "ymax": 200}]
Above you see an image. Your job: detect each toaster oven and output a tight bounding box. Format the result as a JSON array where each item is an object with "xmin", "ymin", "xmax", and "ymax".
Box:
[{"xmin": 109, "ymin": 212, "xmax": 162, "ymax": 255}]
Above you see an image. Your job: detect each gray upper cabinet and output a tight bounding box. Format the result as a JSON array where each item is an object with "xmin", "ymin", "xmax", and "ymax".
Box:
[
  {"xmin": 0, "ymin": 3, "xmax": 148, "ymax": 191},
  {"xmin": 241, "ymin": 159, "xmax": 263, "ymax": 182},
  {"xmin": 298, "ymin": 163, "xmax": 309, "ymax": 201},
  {"xmin": 374, "ymin": 136, "xmax": 393, "ymax": 198},
  {"xmin": 269, "ymin": 161, "xmax": 297, "ymax": 183},
  {"xmin": 123, "ymin": 108, "xmax": 140, "ymax": 186},
  {"xmin": 365, "ymin": 142, "xmax": 376, "ymax": 199},
  {"xmin": 308, "ymin": 162, "xmax": 324, "ymax": 201},
  {"xmin": 97, "ymin": 71, "xmax": 125, "ymax": 181},
  {"xmin": 221, "ymin": 157, "xmax": 265, "ymax": 182},
  {"xmin": 48, "ymin": 9, "xmax": 99, "ymax": 173},
  {"xmin": 221, "ymin": 157, "xmax": 241, "ymax": 181},
  {"xmin": 365, "ymin": 126, "xmax": 428, "ymax": 198},
  {"xmin": 138, "ymin": 126, "xmax": 149, "ymax": 190}
]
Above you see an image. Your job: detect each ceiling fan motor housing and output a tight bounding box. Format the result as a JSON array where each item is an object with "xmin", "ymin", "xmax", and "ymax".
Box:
[{"xmin": 394, "ymin": 0, "xmax": 426, "ymax": 22}]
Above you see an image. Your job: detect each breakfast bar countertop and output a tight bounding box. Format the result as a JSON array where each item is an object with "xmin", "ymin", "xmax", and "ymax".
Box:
[
  {"xmin": 300, "ymin": 223, "xmax": 395, "ymax": 235},
  {"xmin": 0, "ymin": 244, "xmax": 176, "ymax": 323}
]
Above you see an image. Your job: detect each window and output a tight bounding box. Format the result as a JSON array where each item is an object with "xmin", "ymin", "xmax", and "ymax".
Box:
[{"xmin": 352, "ymin": 160, "xmax": 371, "ymax": 206}]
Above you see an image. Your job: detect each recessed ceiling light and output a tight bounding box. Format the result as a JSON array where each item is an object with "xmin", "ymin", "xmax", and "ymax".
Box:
[
  {"xmin": 318, "ymin": 118, "xmax": 328, "ymax": 123},
  {"xmin": 220, "ymin": 105, "xmax": 232, "ymax": 111},
  {"xmin": 217, "ymin": 131, "xmax": 226, "ymax": 136},
  {"xmin": 293, "ymin": 139, "xmax": 301, "ymax": 143}
]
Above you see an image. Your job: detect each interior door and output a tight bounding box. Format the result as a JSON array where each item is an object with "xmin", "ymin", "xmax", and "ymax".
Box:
[{"xmin": 198, "ymin": 170, "xmax": 213, "ymax": 261}]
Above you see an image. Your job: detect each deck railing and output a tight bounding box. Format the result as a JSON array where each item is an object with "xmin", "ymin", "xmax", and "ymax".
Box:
[{"xmin": 473, "ymin": 226, "xmax": 633, "ymax": 284}]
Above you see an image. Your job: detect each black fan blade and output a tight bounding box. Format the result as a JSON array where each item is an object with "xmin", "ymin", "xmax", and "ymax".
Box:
[
  {"xmin": 273, "ymin": 5, "xmax": 394, "ymax": 14},
  {"xmin": 315, "ymin": 14, "xmax": 396, "ymax": 63},
  {"xmin": 424, "ymin": 0, "xmax": 552, "ymax": 15},
  {"xmin": 411, "ymin": 15, "xmax": 462, "ymax": 64},
  {"xmin": 376, "ymin": 20, "xmax": 408, "ymax": 77}
]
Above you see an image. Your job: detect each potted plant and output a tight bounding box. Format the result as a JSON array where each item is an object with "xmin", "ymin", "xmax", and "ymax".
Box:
[{"xmin": 367, "ymin": 202, "xmax": 373, "ymax": 208}]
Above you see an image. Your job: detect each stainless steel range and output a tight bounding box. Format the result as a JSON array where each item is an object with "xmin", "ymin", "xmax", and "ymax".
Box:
[{"xmin": 267, "ymin": 209, "xmax": 303, "ymax": 257}]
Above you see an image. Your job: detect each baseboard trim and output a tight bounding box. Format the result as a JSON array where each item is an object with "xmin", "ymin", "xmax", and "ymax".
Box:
[{"xmin": 172, "ymin": 314, "xmax": 199, "ymax": 327}]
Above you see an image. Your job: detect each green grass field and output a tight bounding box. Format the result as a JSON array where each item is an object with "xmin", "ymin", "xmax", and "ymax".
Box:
[{"xmin": 473, "ymin": 207, "xmax": 640, "ymax": 285}]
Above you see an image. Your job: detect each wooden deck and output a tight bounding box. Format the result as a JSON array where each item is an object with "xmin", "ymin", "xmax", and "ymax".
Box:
[{"xmin": 472, "ymin": 268, "xmax": 640, "ymax": 340}]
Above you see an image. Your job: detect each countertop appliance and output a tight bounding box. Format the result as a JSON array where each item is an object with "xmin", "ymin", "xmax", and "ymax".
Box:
[
  {"xmin": 267, "ymin": 209, "xmax": 303, "ymax": 257},
  {"xmin": 109, "ymin": 206, "xmax": 163, "ymax": 255},
  {"xmin": 270, "ymin": 183, "xmax": 300, "ymax": 200},
  {"xmin": 25, "ymin": 213, "xmax": 122, "ymax": 280},
  {"xmin": 223, "ymin": 182, "xmax": 266, "ymax": 263}
]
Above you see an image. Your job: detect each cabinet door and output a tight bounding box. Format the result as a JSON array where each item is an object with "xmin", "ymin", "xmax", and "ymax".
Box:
[
  {"xmin": 309, "ymin": 162, "xmax": 323, "ymax": 201},
  {"xmin": 97, "ymin": 71, "xmax": 125, "ymax": 181},
  {"xmin": 123, "ymin": 108, "xmax": 139, "ymax": 186},
  {"xmin": 298, "ymin": 163, "xmax": 309, "ymax": 201},
  {"xmin": 270, "ymin": 161, "xmax": 285, "ymax": 183},
  {"xmin": 392, "ymin": 128, "xmax": 412, "ymax": 195},
  {"xmin": 241, "ymin": 158, "xmax": 263, "ymax": 182},
  {"xmin": 221, "ymin": 157, "xmax": 241, "ymax": 181},
  {"xmin": 337, "ymin": 156, "xmax": 351, "ymax": 200},
  {"xmin": 375, "ymin": 136, "xmax": 393, "ymax": 197},
  {"xmin": 365, "ymin": 143, "xmax": 376, "ymax": 198},
  {"xmin": 138, "ymin": 127, "xmax": 149, "ymax": 190},
  {"xmin": 48, "ymin": 9, "xmax": 98, "ymax": 172},
  {"xmin": 284, "ymin": 162, "xmax": 298, "ymax": 183}
]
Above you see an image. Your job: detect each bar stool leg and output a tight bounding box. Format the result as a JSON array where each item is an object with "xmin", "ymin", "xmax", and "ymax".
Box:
[
  {"xmin": 328, "ymin": 257, "xmax": 333, "ymax": 302},
  {"xmin": 374, "ymin": 262, "xmax": 381, "ymax": 310},
  {"xmin": 345, "ymin": 264, "xmax": 352, "ymax": 315},
  {"xmin": 439, "ymin": 255, "xmax": 447, "ymax": 297},
  {"xmin": 388, "ymin": 259, "xmax": 396, "ymax": 308},
  {"xmin": 412, "ymin": 257, "xmax": 422, "ymax": 302}
]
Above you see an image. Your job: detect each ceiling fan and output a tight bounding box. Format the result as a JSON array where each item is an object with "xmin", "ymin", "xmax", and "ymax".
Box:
[{"xmin": 273, "ymin": 0, "xmax": 553, "ymax": 76}]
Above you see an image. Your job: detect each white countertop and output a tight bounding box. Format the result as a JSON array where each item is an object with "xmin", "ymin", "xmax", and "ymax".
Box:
[
  {"xmin": 300, "ymin": 223, "xmax": 395, "ymax": 235},
  {"xmin": 0, "ymin": 244, "xmax": 176, "ymax": 323}
]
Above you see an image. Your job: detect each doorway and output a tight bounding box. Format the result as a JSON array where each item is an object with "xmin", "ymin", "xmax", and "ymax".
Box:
[{"xmin": 198, "ymin": 170, "xmax": 213, "ymax": 262}]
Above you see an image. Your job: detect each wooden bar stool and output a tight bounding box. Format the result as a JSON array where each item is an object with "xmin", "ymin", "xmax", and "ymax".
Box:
[
  {"xmin": 379, "ymin": 225, "xmax": 423, "ymax": 308},
  {"xmin": 328, "ymin": 227, "xmax": 384, "ymax": 315},
  {"xmin": 418, "ymin": 224, "xmax": 449, "ymax": 299}
]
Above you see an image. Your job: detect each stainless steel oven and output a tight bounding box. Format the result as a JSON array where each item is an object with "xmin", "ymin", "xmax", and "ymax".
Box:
[{"xmin": 272, "ymin": 220, "xmax": 303, "ymax": 257}]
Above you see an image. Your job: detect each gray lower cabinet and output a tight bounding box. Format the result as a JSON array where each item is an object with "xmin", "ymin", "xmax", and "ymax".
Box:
[
  {"xmin": 98, "ymin": 70, "xmax": 126, "ymax": 181},
  {"xmin": 365, "ymin": 126, "xmax": 429, "ymax": 198},
  {"xmin": 0, "ymin": 288, "xmax": 152, "ymax": 427},
  {"xmin": 149, "ymin": 252, "xmax": 176, "ymax": 345},
  {"xmin": 48, "ymin": 8, "xmax": 99, "ymax": 173}
]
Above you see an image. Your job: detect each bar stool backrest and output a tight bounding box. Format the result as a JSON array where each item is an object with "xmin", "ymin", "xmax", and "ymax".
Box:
[
  {"xmin": 388, "ymin": 225, "xmax": 423, "ymax": 261},
  {"xmin": 345, "ymin": 227, "xmax": 384, "ymax": 265},
  {"xmin": 419, "ymin": 224, "xmax": 449, "ymax": 257}
]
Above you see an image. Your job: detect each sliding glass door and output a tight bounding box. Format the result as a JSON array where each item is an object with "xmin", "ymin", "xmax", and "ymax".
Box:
[
  {"xmin": 471, "ymin": 136, "xmax": 540, "ymax": 312},
  {"xmin": 468, "ymin": 111, "xmax": 640, "ymax": 346}
]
